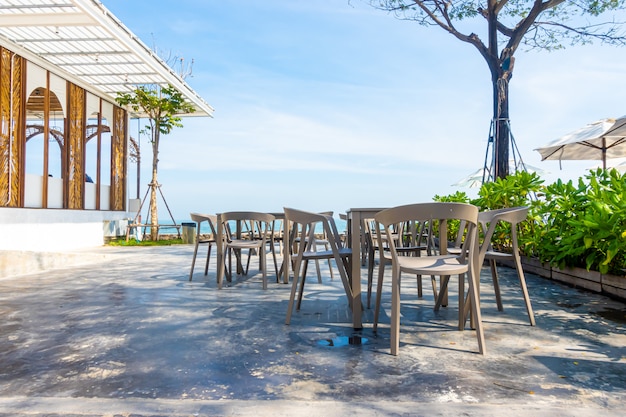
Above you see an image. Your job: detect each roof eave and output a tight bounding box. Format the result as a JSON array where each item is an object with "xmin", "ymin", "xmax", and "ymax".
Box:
[{"xmin": 0, "ymin": 0, "xmax": 214, "ymax": 118}]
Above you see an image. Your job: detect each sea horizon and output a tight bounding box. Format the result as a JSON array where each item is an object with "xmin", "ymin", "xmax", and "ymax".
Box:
[{"xmin": 151, "ymin": 217, "xmax": 348, "ymax": 236}]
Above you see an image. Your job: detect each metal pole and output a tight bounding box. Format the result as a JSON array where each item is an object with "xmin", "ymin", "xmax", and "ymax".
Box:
[{"xmin": 136, "ymin": 118, "xmax": 141, "ymax": 199}]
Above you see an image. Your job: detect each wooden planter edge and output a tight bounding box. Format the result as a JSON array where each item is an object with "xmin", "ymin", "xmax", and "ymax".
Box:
[{"xmin": 499, "ymin": 257, "xmax": 626, "ymax": 302}]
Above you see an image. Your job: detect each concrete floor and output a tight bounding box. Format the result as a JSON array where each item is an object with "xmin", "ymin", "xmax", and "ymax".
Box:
[{"xmin": 0, "ymin": 245, "xmax": 625, "ymax": 416}]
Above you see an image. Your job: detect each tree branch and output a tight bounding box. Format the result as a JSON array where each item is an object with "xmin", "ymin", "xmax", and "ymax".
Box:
[
  {"xmin": 407, "ymin": 1, "xmax": 491, "ymax": 60},
  {"xmin": 504, "ymin": 0, "xmax": 566, "ymax": 55}
]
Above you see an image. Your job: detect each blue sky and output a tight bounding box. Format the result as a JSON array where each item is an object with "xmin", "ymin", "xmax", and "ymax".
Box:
[{"xmin": 102, "ymin": 0, "xmax": 626, "ymax": 219}]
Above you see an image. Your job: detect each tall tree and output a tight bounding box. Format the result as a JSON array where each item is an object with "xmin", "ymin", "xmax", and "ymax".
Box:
[
  {"xmin": 117, "ymin": 84, "xmax": 195, "ymax": 240},
  {"xmin": 366, "ymin": 0, "xmax": 626, "ymax": 179}
]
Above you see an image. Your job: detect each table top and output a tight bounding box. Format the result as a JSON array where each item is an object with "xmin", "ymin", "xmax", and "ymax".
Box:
[{"xmin": 346, "ymin": 208, "xmax": 387, "ymax": 218}]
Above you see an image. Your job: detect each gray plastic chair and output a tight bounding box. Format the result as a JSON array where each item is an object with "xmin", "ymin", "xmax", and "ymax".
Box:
[
  {"xmin": 216, "ymin": 211, "xmax": 277, "ymax": 290},
  {"xmin": 284, "ymin": 207, "xmax": 353, "ymax": 325},
  {"xmin": 374, "ymin": 202, "xmax": 485, "ymax": 356},
  {"xmin": 478, "ymin": 207, "xmax": 535, "ymax": 326},
  {"xmin": 188, "ymin": 213, "xmax": 218, "ymax": 281}
]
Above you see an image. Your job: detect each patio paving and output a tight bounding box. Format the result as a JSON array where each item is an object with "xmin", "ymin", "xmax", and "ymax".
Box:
[{"xmin": 0, "ymin": 244, "xmax": 625, "ymax": 416}]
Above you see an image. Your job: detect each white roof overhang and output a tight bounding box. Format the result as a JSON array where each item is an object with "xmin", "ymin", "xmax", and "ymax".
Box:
[{"xmin": 0, "ymin": 0, "xmax": 213, "ymax": 118}]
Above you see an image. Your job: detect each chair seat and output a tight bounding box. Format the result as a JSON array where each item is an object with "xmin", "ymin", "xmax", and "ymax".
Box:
[
  {"xmin": 228, "ymin": 239, "xmax": 264, "ymax": 249},
  {"xmin": 484, "ymin": 250, "xmax": 512, "ymax": 260},
  {"xmin": 295, "ymin": 247, "xmax": 351, "ymax": 260},
  {"xmin": 396, "ymin": 254, "xmax": 469, "ymax": 276}
]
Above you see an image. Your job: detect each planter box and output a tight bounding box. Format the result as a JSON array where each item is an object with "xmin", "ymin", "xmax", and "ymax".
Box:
[
  {"xmin": 519, "ymin": 256, "xmax": 551, "ymax": 279},
  {"xmin": 602, "ymin": 273, "xmax": 626, "ymax": 300},
  {"xmin": 552, "ymin": 266, "xmax": 602, "ymax": 292},
  {"xmin": 497, "ymin": 256, "xmax": 625, "ymax": 302}
]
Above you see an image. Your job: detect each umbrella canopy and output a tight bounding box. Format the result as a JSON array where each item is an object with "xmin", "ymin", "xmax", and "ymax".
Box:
[
  {"xmin": 452, "ymin": 161, "xmax": 547, "ymax": 188},
  {"xmin": 534, "ymin": 116, "xmax": 626, "ymax": 169},
  {"xmin": 452, "ymin": 167, "xmax": 486, "ymax": 188}
]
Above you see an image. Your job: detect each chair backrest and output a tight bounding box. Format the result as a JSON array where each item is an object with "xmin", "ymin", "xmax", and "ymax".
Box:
[
  {"xmin": 219, "ymin": 211, "xmax": 275, "ymax": 243},
  {"xmin": 363, "ymin": 217, "xmax": 400, "ymax": 248},
  {"xmin": 189, "ymin": 212, "xmax": 218, "ymax": 236},
  {"xmin": 283, "ymin": 208, "xmax": 344, "ymax": 251},
  {"xmin": 478, "ymin": 206, "xmax": 529, "ymax": 262},
  {"xmin": 375, "ymin": 202, "xmax": 479, "ymax": 266}
]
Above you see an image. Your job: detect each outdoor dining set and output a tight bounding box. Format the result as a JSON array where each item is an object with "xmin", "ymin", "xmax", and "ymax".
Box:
[{"xmin": 187, "ymin": 203, "xmax": 536, "ymax": 356}]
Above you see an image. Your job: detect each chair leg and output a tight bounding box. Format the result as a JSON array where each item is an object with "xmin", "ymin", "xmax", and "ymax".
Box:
[
  {"xmin": 467, "ymin": 267, "xmax": 486, "ymax": 355},
  {"xmin": 440, "ymin": 275, "xmax": 449, "ymax": 307},
  {"xmin": 334, "ymin": 255, "xmax": 355, "ymax": 311},
  {"xmin": 373, "ymin": 258, "xmax": 386, "ymax": 332},
  {"xmin": 314, "ymin": 259, "xmax": 323, "ymax": 283},
  {"xmin": 228, "ymin": 249, "xmax": 234, "ymax": 279},
  {"xmin": 261, "ymin": 250, "xmax": 267, "ymax": 290},
  {"xmin": 296, "ymin": 272, "xmax": 308, "ymax": 310},
  {"xmin": 458, "ymin": 273, "xmax": 465, "ymax": 331},
  {"xmin": 226, "ymin": 248, "xmax": 233, "ymax": 282},
  {"xmin": 204, "ymin": 243, "xmax": 212, "ymax": 276},
  {"xmin": 434, "ymin": 275, "xmax": 451, "ymax": 311},
  {"xmin": 189, "ymin": 241, "xmax": 200, "ymax": 281},
  {"xmin": 285, "ymin": 258, "xmax": 302, "ymax": 325},
  {"xmin": 269, "ymin": 241, "xmax": 279, "ymax": 282},
  {"xmin": 390, "ymin": 266, "xmax": 402, "ymax": 356},
  {"xmin": 244, "ymin": 248, "xmax": 252, "ymax": 275},
  {"xmin": 367, "ymin": 248, "xmax": 375, "ymax": 308},
  {"xmin": 490, "ymin": 259, "xmax": 504, "ymax": 311},
  {"xmin": 325, "ymin": 241, "xmax": 335, "ymax": 280},
  {"xmin": 514, "ymin": 255, "xmax": 536, "ymax": 326},
  {"xmin": 430, "ymin": 275, "xmax": 438, "ymax": 302},
  {"xmin": 302, "ymin": 259, "xmax": 309, "ymax": 280},
  {"xmin": 327, "ymin": 258, "xmax": 335, "ymax": 280},
  {"xmin": 416, "ymin": 274, "xmax": 423, "ymax": 298}
]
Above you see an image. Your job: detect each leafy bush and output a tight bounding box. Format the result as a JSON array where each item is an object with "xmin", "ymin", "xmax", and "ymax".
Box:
[
  {"xmin": 473, "ymin": 171, "xmax": 545, "ymax": 255},
  {"xmin": 535, "ymin": 169, "xmax": 626, "ymax": 275},
  {"xmin": 438, "ymin": 169, "xmax": 626, "ymax": 275},
  {"xmin": 473, "ymin": 171, "xmax": 544, "ymax": 210},
  {"xmin": 108, "ymin": 237, "xmax": 184, "ymax": 246},
  {"xmin": 436, "ymin": 171, "xmax": 544, "ymax": 253},
  {"xmin": 432, "ymin": 191, "xmax": 471, "ymax": 243}
]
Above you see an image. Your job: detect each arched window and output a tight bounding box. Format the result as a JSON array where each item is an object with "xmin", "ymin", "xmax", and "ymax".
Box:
[{"xmin": 23, "ymin": 86, "xmax": 65, "ymax": 208}]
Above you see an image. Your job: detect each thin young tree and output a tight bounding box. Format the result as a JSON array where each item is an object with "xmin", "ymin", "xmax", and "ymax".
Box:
[
  {"xmin": 366, "ymin": 0, "xmax": 626, "ymax": 179},
  {"xmin": 117, "ymin": 84, "xmax": 195, "ymax": 240}
]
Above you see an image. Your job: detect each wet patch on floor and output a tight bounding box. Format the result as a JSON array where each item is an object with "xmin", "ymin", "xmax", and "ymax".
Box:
[
  {"xmin": 594, "ymin": 307, "xmax": 626, "ymax": 324},
  {"xmin": 317, "ymin": 334, "xmax": 369, "ymax": 347}
]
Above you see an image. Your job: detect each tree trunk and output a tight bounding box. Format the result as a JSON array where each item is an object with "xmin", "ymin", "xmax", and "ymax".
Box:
[
  {"xmin": 493, "ymin": 76, "xmax": 510, "ymax": 180},
  {"xmin": 486, "ymin": 2, "xmax": 510, "ymax": 180},
  {"xmin": 149, "ymin": 141, "xmax": 159, "ymax": 241}
]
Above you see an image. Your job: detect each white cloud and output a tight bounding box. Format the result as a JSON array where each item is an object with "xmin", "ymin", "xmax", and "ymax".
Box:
[{"xmin": 112, "ymin": 1, "xmax": 626, "ymax": 220}]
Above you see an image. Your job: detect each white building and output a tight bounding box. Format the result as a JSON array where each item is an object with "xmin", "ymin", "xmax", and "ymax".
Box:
[{"xmin": 0, "ymin": 0, "xmax": 213, "ymax": 275}]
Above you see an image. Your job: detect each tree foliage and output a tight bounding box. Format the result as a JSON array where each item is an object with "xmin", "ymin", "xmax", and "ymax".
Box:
[
  {"xmin": 366, "ymin": 0, "xmax": 626, "ymax": 178},
  {"xmin": 116, "ymin": 84, "xmax": 195, "ymax": 240},
  {"xmin": 367, "ymin": 1, "xmax": 626, "ymax": 54},
  {"xmin": 116, "ymin": 84, "xmax": 194, "ymax": 148}
]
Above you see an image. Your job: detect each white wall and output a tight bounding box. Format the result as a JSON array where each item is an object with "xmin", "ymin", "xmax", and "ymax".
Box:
[
  {"xmin": 0, "ymin": 208, "xmax": 130, "ymax": 251},
  {"xmin": 24, "ymin": 174, "xmax": 110, "ymax": 211}
]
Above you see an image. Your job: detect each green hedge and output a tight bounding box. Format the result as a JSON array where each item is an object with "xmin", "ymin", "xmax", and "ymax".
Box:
[{"xmin": 435, "ymin": 169, "xmax": 626, "ymax": 276}]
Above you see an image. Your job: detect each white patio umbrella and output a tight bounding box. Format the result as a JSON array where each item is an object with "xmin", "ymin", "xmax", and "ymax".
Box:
[
  {"xmin": 452, "ymin": 167, "xmax": 487, "ymax": 188},
  {"xmin": 606, "ymin": 159, "xmax": 626, "ymax": 172},
  {"xmin": 534, "ymin": 116, "xmax": 626, "ymax": 169},
  {"xmin": 452, "ymin": 161, "xmax": 547, "ymax": 188}
]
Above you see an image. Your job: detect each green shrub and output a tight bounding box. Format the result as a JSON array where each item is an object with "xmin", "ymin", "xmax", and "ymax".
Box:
[
  {"xmin": 107, "ymin": 237, "xmax": 184, "ymax": 246},
  {"xmin": 432, "ymin": 191, "xmax": 471, "ymax": 243},
  {"xmin": 535, "ymin": 169, "xmax": 626, "ymax": 275},
  {"xmin": 438, "ymin": 169, "xmax": 626, "ymax": 275}
]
